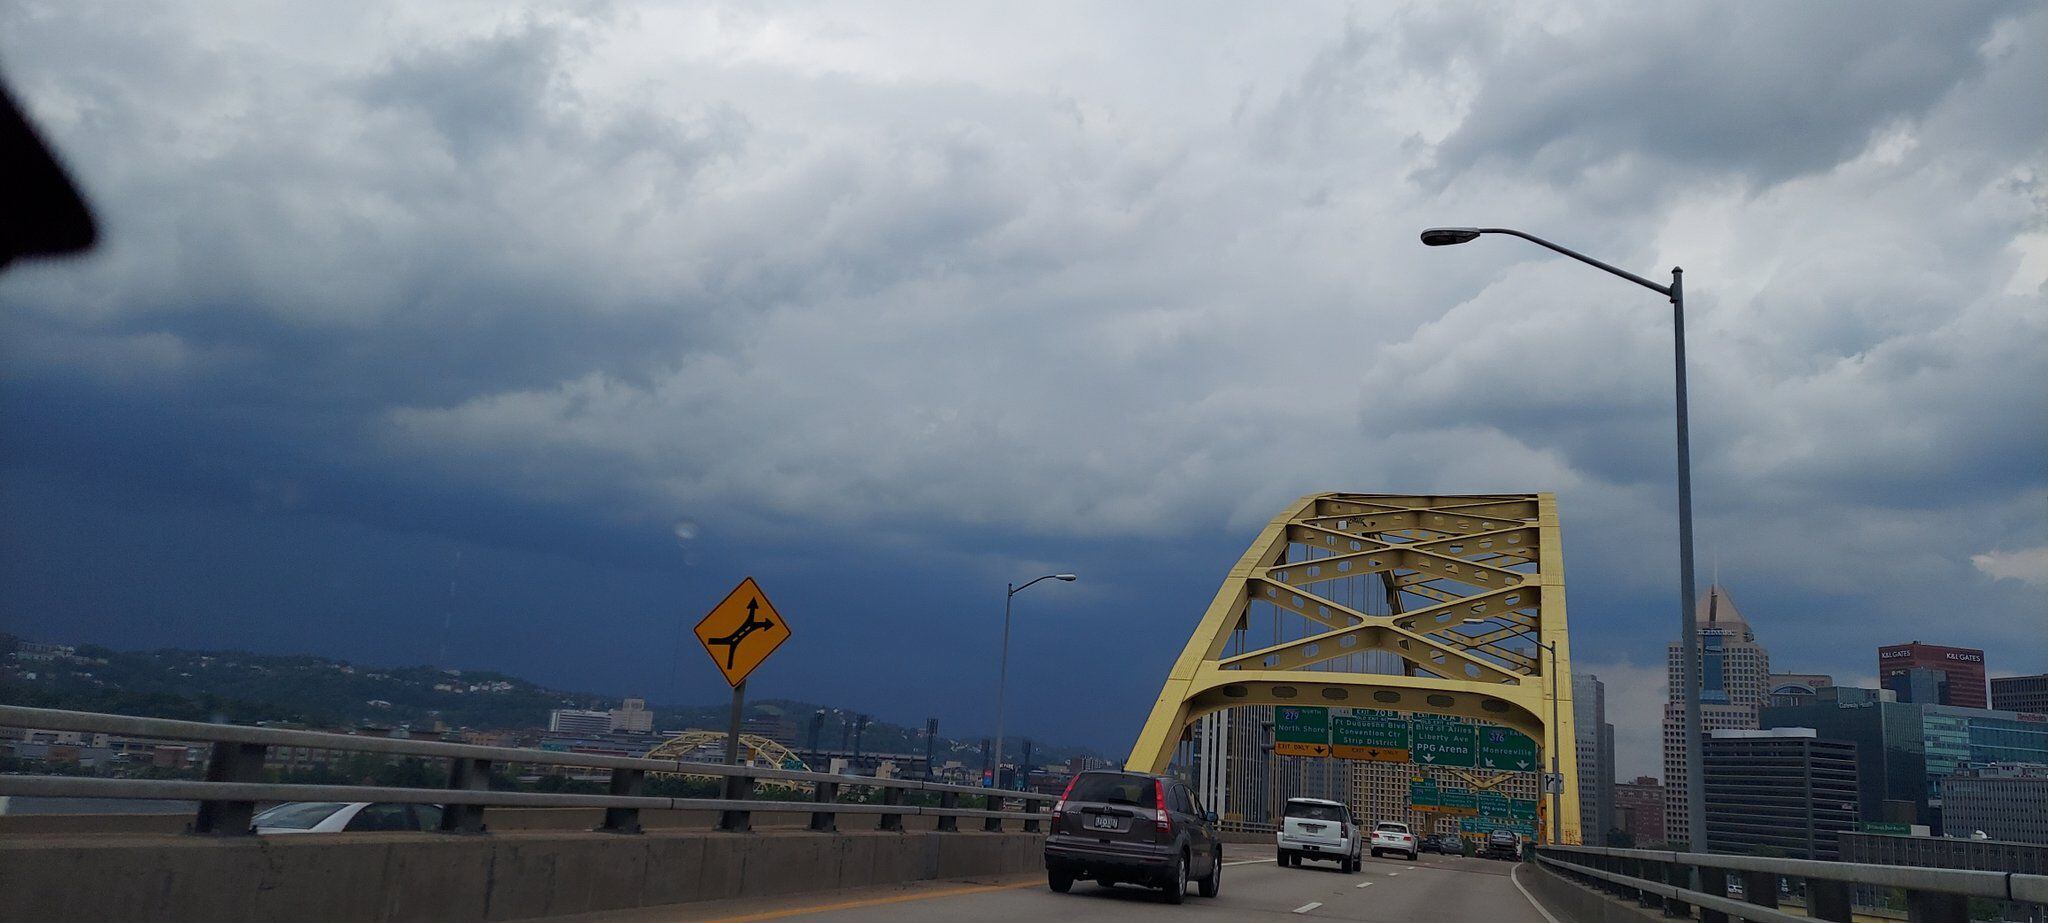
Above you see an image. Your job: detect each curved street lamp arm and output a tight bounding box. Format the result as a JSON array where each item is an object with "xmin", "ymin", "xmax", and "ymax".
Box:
[
  {"xmin": 1009, "ymin": 573, "xmax": 1069, "ymax": 597},
  {"xmin": 1478, "ymin": 228, "xmax": 1673, "ymax": 298}
]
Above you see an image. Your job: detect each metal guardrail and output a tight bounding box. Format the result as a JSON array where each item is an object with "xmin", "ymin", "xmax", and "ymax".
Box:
[
  {"xmin": 0, "ymin": 705, "xmax": 1055, "ymax": 837},
  {"xmin": 1533, "ymin": 844, "xmax": 2048, "ymax": 923}
]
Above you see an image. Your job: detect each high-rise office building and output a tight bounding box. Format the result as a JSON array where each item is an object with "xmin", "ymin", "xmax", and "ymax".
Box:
[
  {"xmin": 1702, "ymin": 728, "xmax": 1860, "ymax": 860},
  {"xmin": 1614, "ymin": 776, "xmax": 1666, "ymax": 846},
  {"xmin": 1879, "ymin": 642, "xmax": 1988, "ymax": 709},
  {"xmin": 1940, "ymin": 764, "xmax": 2048, "ymax": 845},
  {"xmin": 1663, "ymin": 585, "xmax": 1772, "ymax": 848},
  {"xmin": 608, "ymin": 697, "xmax": 654, "ymax": 734},
  {"xmin": 1762, "ymin": 689, "xmax": 2048, "ymax": 831},
  {"xmin": 1991, "ymin": 675, "xmax": 2048, "ymax": 714},
  {"xmin": 1573, "ymin": 673, "xmax": 1615, "ymax": 846},
  {"xmin": 547, "ymin": 708, "xmax": 613, "ymax": 736}
]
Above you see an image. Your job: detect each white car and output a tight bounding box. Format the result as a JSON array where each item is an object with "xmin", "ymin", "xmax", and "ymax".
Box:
[
  {"xmin": 1369, "ymin": 821, "xmax": 1419, "ymax": 860},
  {"xmin": 1276, "ymin": 797, "xmax": 1363, "ymax": 873},
  {"xmin": 252, "ymin": 801, "xmax": 444, "ymax": 834}
]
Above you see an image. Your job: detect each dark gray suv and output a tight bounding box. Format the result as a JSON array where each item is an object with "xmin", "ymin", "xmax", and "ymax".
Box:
[{"xmin": 1044, "ymin": 770, "xmax": 1222, "ymax": 904}]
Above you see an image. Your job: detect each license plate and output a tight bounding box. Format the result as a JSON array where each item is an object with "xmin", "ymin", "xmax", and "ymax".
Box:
[
  {"xmin": 1304, "ymin": 845, "xmax": 1320, "ymax": 851},
  {"xmin": 1091, "ymin": 815, "xmax": 1118, "ymax": 830}
]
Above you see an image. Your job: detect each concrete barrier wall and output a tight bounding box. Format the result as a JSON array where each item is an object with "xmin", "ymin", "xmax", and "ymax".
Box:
[
  {"xmin": 0, "ymin": 828, "xmax": 1045, "ymax": 922},
  {"xmin": 1521, "ymin": 860, "xmax": 1666, "ymax": 923},
  {"xmin": 0, "ymin": 807, "xmax": 962, "ymax": 836}
]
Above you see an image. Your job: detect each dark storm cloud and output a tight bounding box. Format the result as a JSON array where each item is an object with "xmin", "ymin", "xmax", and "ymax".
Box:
[
  {"xmin": 1, "ymin": 1, "xmax": 2042, "ymax": 765},
  {"xmin": 1424, "ymin": 3, "xmax": 2022, "ymax": 190},
  {"xmin": 360, "ymin": 22, "xmax": 567, "ymax": 160}
]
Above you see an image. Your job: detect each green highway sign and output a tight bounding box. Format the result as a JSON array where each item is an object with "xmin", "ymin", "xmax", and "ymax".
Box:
[
  {"xmin": 1477, "ymin": 791, "xmax": 1539, "ymax": 821},
  {"xmin": 1332, "ymin": 709, "xmax": 1410, "ymax": 760},
  {"xmin": 1409, "ymin": 781, "xmax": 1439, "ymax": 807},
  {"xmin": 1476, "ymin": 726, "xmax": 1539, "ymax": 771},
  {"xmin": 1437, "ymin": 789, "xmax": 1477, "ymax": 815},
  {"xmin": 1461, "ymin": 816, "xmax": 1534, "ymax": 837},
  {"xmin": 1411, "ymin": 718, "xmax": 1476, "ymax": 767},
  {"xmin": 1859, "ymin": 822, "xmax": 1910, "ymax": 835},
  {"xmin": 1274, "ymin": 706, "xmax": 1329, "ymax": 744}
]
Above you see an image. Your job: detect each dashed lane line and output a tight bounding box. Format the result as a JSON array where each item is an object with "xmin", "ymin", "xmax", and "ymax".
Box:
[
  {"xmin": 1355, "ymin": 881, "xmax": 1374, "ymax": 889},
  {"xmin": 1292, "ymin": 902, "xmax": 1324, "ymax": 914}
]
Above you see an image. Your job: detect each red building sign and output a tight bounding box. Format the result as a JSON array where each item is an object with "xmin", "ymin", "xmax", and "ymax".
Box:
[{"xmin": 1877, "ymin": 642, "xmax": 1988, "ymax": 709}]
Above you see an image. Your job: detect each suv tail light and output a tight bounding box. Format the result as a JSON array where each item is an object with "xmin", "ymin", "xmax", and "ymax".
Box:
[
  {"xmin": 1052, "ymin": 776, "xmax": 1078, "ymax": 826},
  {"xmin": 1153, "ymin": 779, "xmax": 1173, "ymax": 838}
]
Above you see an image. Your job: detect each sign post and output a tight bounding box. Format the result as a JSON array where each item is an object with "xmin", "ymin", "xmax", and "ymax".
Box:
[{"xmin": 693, "ymin": 577, "xmax": 793, "ymax": 831}]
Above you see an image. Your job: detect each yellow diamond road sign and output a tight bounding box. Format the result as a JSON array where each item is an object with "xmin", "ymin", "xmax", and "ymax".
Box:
[{"xmin": 693, "ymin": 577, "xmax": 791, "ymax": 687}]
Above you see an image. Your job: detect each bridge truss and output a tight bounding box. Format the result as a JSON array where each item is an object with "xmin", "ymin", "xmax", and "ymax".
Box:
[{"xmin": 1128, "ymin": 492, "xmax": 1580, "ymax": 843}]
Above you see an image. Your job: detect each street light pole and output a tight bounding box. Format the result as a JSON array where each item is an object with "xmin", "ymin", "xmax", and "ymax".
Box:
[
  {"xmin": 1427, "ymin": 226, "xmax": 1703, "ymax": 850},
  {"xmin": 1545, "ymin": 640, "xmax": 1561, "ymax": 845},
  {"xmin": 993, "ymin": 573, "xmax": 1076, "ymax": 790}
]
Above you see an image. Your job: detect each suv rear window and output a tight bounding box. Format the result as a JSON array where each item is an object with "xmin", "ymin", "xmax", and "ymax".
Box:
[
  {"xmin": 1066, "ymin": 772, "xmax": 1159, "ymax": 808},
  {"xmin": 1285, "ymin": 801, "xmax": 1346, "ymax": 821},
  {"xmin": 1376, "ymin": 822, "xmax": 1410, "ymax": 833}
]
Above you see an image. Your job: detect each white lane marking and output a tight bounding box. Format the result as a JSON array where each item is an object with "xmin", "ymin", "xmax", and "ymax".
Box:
[
  {"xmin": 1386, "ymin": 872, "xmax": 1399, "ymax": 876},
  {"xmin": 1355, "ymin": 881, "xmax": 1374, "ymax": 889},
  {"xmin": 1222, "ymin": 858, "xmax": 1273, "ymax": 866},
  {"xmin": 1292, "ymin": 901, "xmax": 1323, "ymax": 914},
  {"xmin": 1405, "ymin": 865, "xmax": 1416, "ymax": 869},
  {"xmin": 1511, "ymin": 864, "xmax": 1565, "ymax": 923}
]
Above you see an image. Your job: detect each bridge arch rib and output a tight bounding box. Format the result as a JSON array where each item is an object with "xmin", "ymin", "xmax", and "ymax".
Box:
[{"xmin": 1127, "ymin": 492, "xmax": 1580, "ymax": 844}]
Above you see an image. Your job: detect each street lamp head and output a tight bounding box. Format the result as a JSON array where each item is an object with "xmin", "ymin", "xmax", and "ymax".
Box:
[
  {"xmin": 1420, "ymin": 227, "xmax": 1483, "ymax": 247},
  {"xmin": 1054, "ymin": 574, "xmax": 1078, "ymax": 582}
]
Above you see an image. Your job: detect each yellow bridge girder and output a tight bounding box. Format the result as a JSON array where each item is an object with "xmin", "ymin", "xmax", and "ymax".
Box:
[{"xmin": 1127, "ymin": 492, "xmax": 1581, "ymax": 845}]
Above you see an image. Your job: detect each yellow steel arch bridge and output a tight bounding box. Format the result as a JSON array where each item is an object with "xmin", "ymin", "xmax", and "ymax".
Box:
[{"xmin": 1128, "ymin": 492, "xmax": 1580, "ymax": 844}]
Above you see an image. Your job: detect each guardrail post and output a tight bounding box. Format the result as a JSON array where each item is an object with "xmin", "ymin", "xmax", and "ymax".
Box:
[
  {"xmin": 718, "ymin": 770, "xmax": 755, "ymax": 832},
  {"xmin": 1741, "ymin": 869, "xmax": 1780, "ymax": 911},
  {"xmin": 1635, "ymin": 858, "xmax": 1663, "ymax": 908},
  {"xmin": 1697, "ymin": 866, "xmax": 1730, "ymax": 923},
  {"xmin": 191, "ymin": 741, "xmax": 266, "ymax": 835},
  {"xmin": 1022, "ymin": 795, "xmax": 1042, "ymax": 833},
  {"xmin": 1808, "ymin": 877, "xmax": 1853, "ymax": 922},
  {"xmin": 936, "ymin": 790, "xmax": 959, "ymax": 832},
  {"xmin": 1602, "ymin": 854, "xmax": 1625, "ymax": 898},
  {"xmin": 1663, "ymin": 860, "xmax": 1693, "ymax": 918},
  {"xmin": 984, "ymin": 793, "xmax": 1004, "ymax": 832},
  {"xmin": 441, "ymin": 757, "xmax": 491, "ymax": 833},
  {"xmin": 1904, "ymin": 888, "xmax": 1966, "ymax": 923},
  {"xmin": 809, "ymin": 780, "xmax": 839, "ymax": 832},
  {"xmin": 877, "ymin": 785, "xmax": 905, "ymax": 831},
  {"xmin": 598, "ymin": 767, "xmax": 644, "ymax": 834}
]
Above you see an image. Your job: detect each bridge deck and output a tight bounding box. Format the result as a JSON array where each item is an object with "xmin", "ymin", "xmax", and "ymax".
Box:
[{"xmin": 566, "ymin": 843, "xmax": 1556, "ymax": 922}]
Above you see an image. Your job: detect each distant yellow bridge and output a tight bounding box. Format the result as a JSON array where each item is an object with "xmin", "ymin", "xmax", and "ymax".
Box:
[{"xmin": 1128, "ymin": 492, "xmax": 1580, "ymax": 844}]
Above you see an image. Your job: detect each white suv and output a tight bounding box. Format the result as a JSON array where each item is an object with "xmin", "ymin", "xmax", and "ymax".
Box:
[
  {"xmin": 1276, "ymin": 797, "xmax": 1362, "ymax": 873},
  {"xmin": 1370, "ymin": 821, "xmax": 1420, "ymax": 860}
]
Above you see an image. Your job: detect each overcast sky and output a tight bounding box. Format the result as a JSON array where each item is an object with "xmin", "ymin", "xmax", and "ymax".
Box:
[{"xmin": 3, "ymin": 1, "xmax": 2043, "ymax": 779}]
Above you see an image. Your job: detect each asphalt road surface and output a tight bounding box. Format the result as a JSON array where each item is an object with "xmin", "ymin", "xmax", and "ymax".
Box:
[{"xmin": 578, "ymin": 844, "xmax": 1559, "ymax": 923}]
